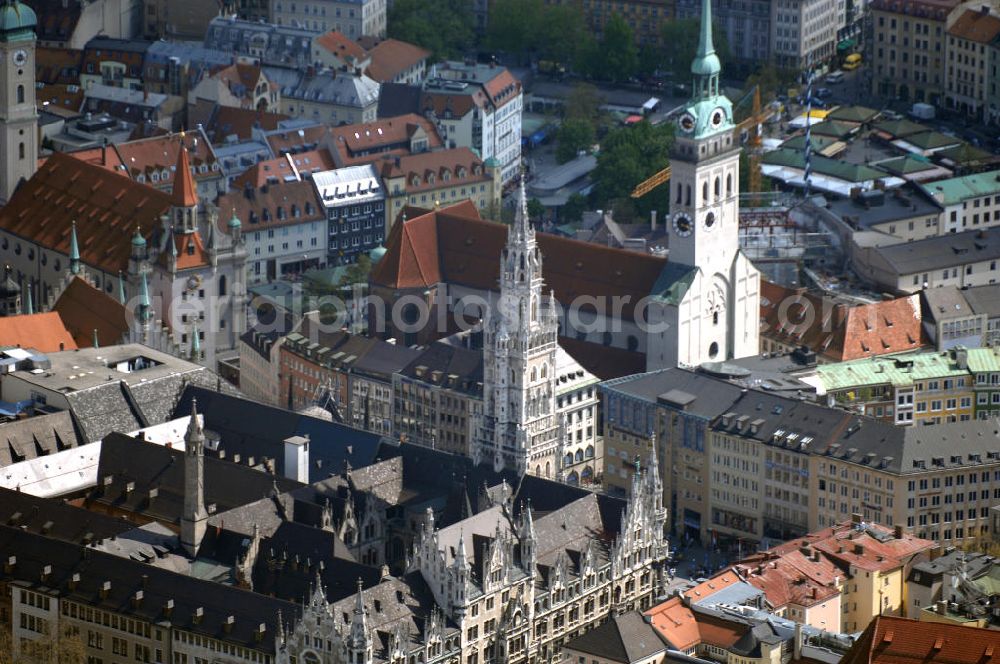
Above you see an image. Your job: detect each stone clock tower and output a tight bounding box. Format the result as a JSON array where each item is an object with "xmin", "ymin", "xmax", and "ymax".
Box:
[
  {"xmin": 645, "ymin": 0, "xmax": 760, "ymax": 370},
  {"xmin": 0, "ymin": 0, "xmax": 37, "ymax": 205}
]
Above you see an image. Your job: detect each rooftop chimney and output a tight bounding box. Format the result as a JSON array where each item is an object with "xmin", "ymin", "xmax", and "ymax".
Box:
[{"xmin": 283, "ymin": 435, "xmax": 310, "ymax": 483}]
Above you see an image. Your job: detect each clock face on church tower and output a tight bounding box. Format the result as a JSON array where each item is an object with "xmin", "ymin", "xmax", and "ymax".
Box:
[
  {"xmin": 12, "ymin": 50, "xmax": 27, "ymax": 67},
  {"xmin": 672, "ymin": 212, "xmax": 693, "ymax": 237}
]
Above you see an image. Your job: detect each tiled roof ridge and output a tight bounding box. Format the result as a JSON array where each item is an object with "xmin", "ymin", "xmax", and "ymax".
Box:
[{"xmin": 172, "ymin": 142, "xmax": 199, "ymax": 208}]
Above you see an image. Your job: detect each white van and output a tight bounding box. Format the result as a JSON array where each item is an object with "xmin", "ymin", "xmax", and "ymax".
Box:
[{"xmin": 826, "ymin": 71, "xmax": 845, "ymax": 84}]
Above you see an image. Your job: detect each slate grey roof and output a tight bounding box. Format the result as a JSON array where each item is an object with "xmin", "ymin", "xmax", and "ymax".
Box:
[
  {"xmin": 872, "ymin": 227, "xmax": 1000, "ymax": 275},
  {"xmin": 0, "ymin": 486, "xmax": 133, "ymax": 545},
  {"xmin": 398, "ymin": 342, "xmax": 484, "ymax": 398},
  {"xmin": 909, "ymin": 550, "xmax": 994, "ymax": 587},
  {"xmin": 0, "ymin": 525, "xmax": 295, "ymax": 653},
  {"xmin": 0, "ymin": 410, "xmax": 83, "ymax": 466},
  {"xmin": 961, "ymin": 283, "xmax": 1000, "ymax": 317},
  {"xmin": 826, "ymin": 186, "xmax": 941, "ymax": 230},
  {"xmin": 602, "ymin": 368, "xmax": 745, "ymax": 420},
  {"xmin": 174, "ymin": 385, "xmax": 384, "ymax": 483},
  {"xmin": 263, "ymin": 66, "xmax": 379, "ymax": 109},
  {"xmin": 11, "ymin": 344, "xmax": 232, "ymax": 443},
  {"xmin": 533, "ymin": 493, "xmax": 609, "ymax": 567},
  {"xmin": 91, "ymin": 433, "xmax": 302, "ymax": 529},
  {"xmin": 204, "ymin": 17, "xmax": 315, "ymax": 68},
  {"xmin": 921, "ymin": 286, "xmax": 975, "ymax": 323},
  {"xmin": 563, "ymin": 611, "xmax": 668, "ymax": 662},
  {"xmin": 716, "ymin": 389, "xmax": 1000, "ymax": 475}
]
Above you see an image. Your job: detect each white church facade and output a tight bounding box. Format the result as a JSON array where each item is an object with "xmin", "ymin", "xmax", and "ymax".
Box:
[{"xmin": 645, "ymin": 0, "xmax": 760, "ymax": 370}]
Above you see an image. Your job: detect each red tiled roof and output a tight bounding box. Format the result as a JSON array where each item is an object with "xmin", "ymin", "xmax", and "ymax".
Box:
[
  {"xmin": 213, "ymin": 62, "xmax": 269, "ymax": 94},
  {"xmin": 206, "ymin": 106, "xmax": 287, "ymax": 141},
  {"xmin": 52, "ymin": 276, "xmax": 128, "ymax": 348},
  {"xmin": 328, "ymin": 114, "xmax": 443, "ymax": 166},
  {"xmin": 364, "ymin": 38, "xmax": 429, "ymax": 83},
  {"xmin": 694, "ymin": 611, "xmax": 748, "ymax": 649},
  {"xmin": 482, "ymin": 69, "xmax": 521, "ymax": 108},
  {"xmin": 315, "ymin": 30, "xmax": 369, "ymax": 64},
  {"xmin": 36, "ymin": 83, "xmax": 83, "ymax": 114},
  {"xmin": 767, "ymin": 520, "xmax": 936, "ymax": 575},
  {"xmin": 371, "ymin": 203, "xmax": 667, "ymax": 321},
  {"xmin": 731, "ymin": 553, "xmax": 840, "ymax": 610},
  {"xmin": 760, "ymin": 281, "xmax": 924, "ymax": 361},
  {"xmin": 233, "ymin": 150, "xmax": 335, "ymax": 188},
  {"xmin": 377, "ymin": 147, "xmax": 490, "ymax": 194},
  {"xmin": 218, "ymin": 179, "xmax": 324, "ymax": 235},
  {"xmin": 840, "ymin": 615, "xmax": 1000, "ymax": 664},
  {"xmin": 0, "ymin": 312, "xmax": 77, "ymax": 353},
  {"xmin": 869, "ymin": 0, "xmax": 959, "ymax": 19},
  {"xmin": 682, "ymin": 571, "xmax": 743, "ymax": 603},
  {"xmin": 39, "ymin": 145, "xmax": 125, "ymax": 174},
  {"xmin": 645, "ymin": 598, "xmax": 701, "ymax": 651},
  {"xmin": 35, "ymin": 46, "xmax": 83, "ymax": 85},
  {"xmin": 265, "ymin": 124, "xmax": 328, "ymax": 156},
  {"xmin": 948, "ymin": 9, "xmax": 1000, "ymax": 43},
  {"xmin": 116, "ymin": 130, "xmax": 218, "ymax": 185},
  {"xmin": 160, "ymin": 232, "xmax": 210, "ymax": 271},
  {"xmin": 172, "ymin": 145, "xmax": 199, "ymax": 208},
  {"xmin": 0, "ymin": 152, "xmax": 172, "ymax": 274}
]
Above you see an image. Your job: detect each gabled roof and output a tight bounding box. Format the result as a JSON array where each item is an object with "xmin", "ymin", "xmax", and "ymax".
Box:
[
  {"xmin": 646, "ymin": 597, "xmax": 702, "ymax": 651},
  {"xmin": 35, "ymin": 46, "xmax": 83, "ymax": 84},
  {"xmin": 315, "ymin": 30, "xmax": 369, "ymax": 64},
  {"xmin": 563, "ymin": 611, "xmax": 668, "ymax": 662},
  {"xmin": 116, "ymin": 129, "xmax": 218, "ymax": 186},
  {"xmin": 0, "ymin": 311, "xmax": 77, "ymax": 352},
  {"xmin": 52, "ymin": 276, "xmax": 129, "ymax": 348},
  {"xmin": 948, "ymin": 8, "xmax": 1000, "ymax": 42},
  {"xmin": 371, "ymin": 202, "xmax": 668, "ymax": 321},
  {"xmin": 0, "ymin": 410, "xmax": 84, "ymax": 467},
  {"xmin": 160, "ymin": 231, "xmax": 209, "ymax": 271},
  {"xmin": 0, "ymin": 152, "xmax": 171, "ymax": 274},
  {"xmin": 91, "ymin": 432, "xmax": 303, "ymax": 527},
  {"xmin": 364, "ymin": 38, "xmax": 430, "ymax": 83},
  {"xmin": 760, "ymin": 281, "xmax": 923, "ymax": 361},
  {"xmin": 204, "ymin": 105, "xmax": 288, "ymax": 141},
  {"xmin": 840, "ymin": 615, "xmax": 1000, "ymax": 664}
]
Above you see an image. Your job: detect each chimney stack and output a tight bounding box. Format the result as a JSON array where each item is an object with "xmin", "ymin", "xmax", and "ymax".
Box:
[{"xmin": 283, "ymin": 435, "xmax": 310, "ymax": 483}]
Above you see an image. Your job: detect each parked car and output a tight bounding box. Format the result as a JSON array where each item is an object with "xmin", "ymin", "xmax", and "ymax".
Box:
[
  {"xmin": 816, "ymin": 87, "xmax": 833, "ymax": 99},
  {"xmin": 825, "ymin": 71, "xmax": 845, "ymax": 84}
]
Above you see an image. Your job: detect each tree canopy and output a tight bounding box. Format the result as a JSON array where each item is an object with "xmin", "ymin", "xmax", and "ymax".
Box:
[
  {"xmin": 556, "ymin": 118, "xmax": 595, "ymax": 164},
  {"xmin": 660, "ymin": 18, "xmax": 731, "ymax": 84},
  {"xmin": 484, "ymin": 0, "xmax": 590, "ymax": 66},
  {"xmin": 388, "ymin": 0, "xmax": 475, "ymax": 61},
  {"xmin": 591, "ymin": 120, "xmax": 673, "ymax": 220}
]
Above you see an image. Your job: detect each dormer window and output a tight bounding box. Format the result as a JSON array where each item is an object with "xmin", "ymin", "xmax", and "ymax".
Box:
[{"xmin": 411, "ymin": 175, "xmax": 421, "ymax": 186}]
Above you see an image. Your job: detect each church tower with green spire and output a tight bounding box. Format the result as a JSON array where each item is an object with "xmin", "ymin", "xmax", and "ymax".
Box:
[{"xmin": 647, "ymin": 0, "xmax": 760, "ymax": 370}]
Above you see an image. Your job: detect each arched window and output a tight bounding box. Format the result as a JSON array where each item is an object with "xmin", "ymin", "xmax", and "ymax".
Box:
[
  {"xmin": 685, "ymin": 185, "xmax": 691, "ymax": 206},
  {"xmin": 18, "ymin": 143, "xmax": 24, "ymax": 160},
  {"xmin": 16, "ymin": 85, "xmax": 24, "ymax": 104},
  {"xmin": 713, "ymin": 311, "xmax": 719, "ymax": 325},
  {"xmin": 726, "ymin": 173, "xmax": 733, "ymax": 196},
  {"xmin": 218, "ymin": 274, "xmax": 227, "ymax": 296},
  {"xmin": 575, "ymin": 450, "xmax": 583, "ymax": 463},
  {"xmin": 530, "ymin": 367, "xmax": 537, "ymax": 382},
  {"xmin": 714, "ymin": 177, "xmax": 721, "ymax": 199},
  {"xmin": 702, "ymin": 181, "xmax": 709, "ymax": 204},
  {"xmin": 675, "ymin": 182, "xmax": 682, "ymax": 204}
]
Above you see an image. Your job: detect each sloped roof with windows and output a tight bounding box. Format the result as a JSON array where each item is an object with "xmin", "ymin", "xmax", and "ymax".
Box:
[{"xmin": 0, "ymin": 151, "xmax": 171, "ymax": 274}]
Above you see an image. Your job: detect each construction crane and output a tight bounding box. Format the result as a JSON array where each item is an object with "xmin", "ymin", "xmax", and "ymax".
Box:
[{"xmin": 629, "ymin": 85, "xmax": 771, "ymax": 200}]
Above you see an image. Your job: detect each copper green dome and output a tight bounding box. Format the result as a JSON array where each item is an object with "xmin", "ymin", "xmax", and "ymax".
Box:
[
  {"xmin": 131, "ymin": 227, "xmax": 146, "ymax": 247},
  {"xmin": 0, "ymin": 1, "xmax": 36, "ymax": 39},
  {"xmin": 228, "ymin": 210, "xmax": 242, "ymax": 230}
]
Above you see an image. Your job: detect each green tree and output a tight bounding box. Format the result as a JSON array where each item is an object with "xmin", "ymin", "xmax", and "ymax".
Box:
[
  {"xmin": 562, "ymin": 193, "xmax": 588, "ymax": 223},
  {"xmin": 337, "ymin": 254, "xmax": 373, "ymax": 288},
  {"xmin": 660, "ymin": 18, "xmax": 731, "ymax": 84},
  {"xmin": 527, "ymin": 198, "xmax": 546, "ymax": 221},
  {"xmin": 388, "ymin": 0, "xmax": 475, "ymax": 61},
  {"xmin": 564, "ymin": 82, "xmax": 603, "ymax": 126},
  {"xmin": 536, "ymin": 4, "xmax": 589, "ymax": 65},
  {"xmin": 595, "ymin": 13, "xmax": 638, "ymax": 83},
  {"xmin": 556, "ymin": 118, "xmax": 595, "ymax": 163},
  {"xmin": 484, "ymin": 0, "xmax": 543, "ymax": 62},
  {"xmin": 592, "ymin": 120, "xmax": 673, "ymax": 219}
]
